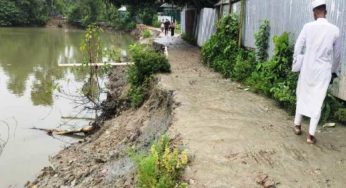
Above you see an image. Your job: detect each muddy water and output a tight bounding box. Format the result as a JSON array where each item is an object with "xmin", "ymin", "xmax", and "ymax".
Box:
[{"xmin": 0, "ymin": 28, "xmax": 133, "ymax": 187}]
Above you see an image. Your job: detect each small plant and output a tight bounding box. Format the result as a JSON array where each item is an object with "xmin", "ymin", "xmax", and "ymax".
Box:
[
  {"xmin": 254, "ymin": 20, "xmax": 270, "ymax": 62},
  {"xmin": 232, "ymin": 49, "xmax": 256, "ymax": 81},
  {"xmin": 142, "ymin": 29, "xmax": 152, "ymax": 38},
  {"xmin": 80, "ymin": 25, "xmax": 104, "ymax": 107},
  {"xmin": 131, "ymin": 136, "xmax": 189, "ymax": 188}
]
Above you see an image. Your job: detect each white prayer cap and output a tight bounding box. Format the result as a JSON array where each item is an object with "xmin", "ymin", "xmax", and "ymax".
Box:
[{"xmin": 312, "ymin": 0, "xmax": 326, "ymax": 9}]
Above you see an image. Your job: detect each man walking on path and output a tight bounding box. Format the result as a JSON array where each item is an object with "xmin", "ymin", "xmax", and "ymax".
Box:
[
  {"xmin": 293, "ymin": 0, "xmax": 341, "ymax": 144},
  {"xmin": 164, "ymin": 19, "xmax": 171, "ymax": 36}
]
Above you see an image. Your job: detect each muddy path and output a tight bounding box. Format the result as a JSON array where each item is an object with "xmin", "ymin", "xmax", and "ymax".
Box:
[{"xmin": 156, "ymin": 37, "xmax": 346, "ymax": 187}]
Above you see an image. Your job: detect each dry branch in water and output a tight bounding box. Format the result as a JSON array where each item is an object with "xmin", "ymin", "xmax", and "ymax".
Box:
[
  {"xmin": 0, "ymin": 120, "xmax": 10, "ymax": 156},
  {"xmin": 30, "ymin": 125, "xmax": 98, "ymax": 137}
]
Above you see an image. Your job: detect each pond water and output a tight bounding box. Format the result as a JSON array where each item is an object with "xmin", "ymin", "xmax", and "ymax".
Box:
[{"xmin": 0, "ymin": 27, "xmax": 134, "ymax": 187}]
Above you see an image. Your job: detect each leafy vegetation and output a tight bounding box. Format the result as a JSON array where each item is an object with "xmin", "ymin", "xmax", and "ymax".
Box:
[
  {"xmin": 202, "ymin": 14, "xmax": 346, "ymax": 124},
  {"xmin": 254, "ymin": 20, "xmax": 270, "ymax": 61},
  {"xmin": 201, "ymin": 14, "xmax": 240, "ymax": 78},
  {"xmin": 80, "ymin": 25, "xmax": 102, "ymax": 103},
  {"xmin": 0, "ymin": 0, "xmax": 158, "ymax": 29},
  {"xmin": 142, "ymin": 29, "xmax": 152, "ymax": 38},
  {"xmin": 131, "ymin": 135, "xmax": 189, "ymax": 188},
  {"xmin": 0, "ymin": 0, "xmax": 49, "ymax": 26},
  {"xmin": 128, "ymin": 44, "xmax": 170, "ymax": 107}
]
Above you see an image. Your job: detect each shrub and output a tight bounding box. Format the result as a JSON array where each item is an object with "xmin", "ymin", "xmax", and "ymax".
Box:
[
  {"xmin": 131, "ymin": 136, "xmax": 189, "ymax": 188},
  {"xmin": 201, "ymin": 13, "xmax": 346, "ymax": 123},
  {"xmin": 0, "ymin": 0, "xmax": 49, "ymax": 26},
  {"xmin": 254, "ymin": 20, "xmax": 270, "ymax": 62},
  {"xmin": 201, "ymin": 14, "xmax": 240, "ymax": 78},
  {"xmin": 142, "ymin": 29, "xmax": 152, "ymax": 38},
  {"xmin": 0, "ymin": 0, "xmax": 20, "ymax": 26},
  {"xmin": 127, "ymin": 44, "xmax": 170, "ymax": 107},
  {"xmin": 128, "ymin": 85, "xmax": 145, "ymax": 108},
  {"xmin": 232, "ymin": 49, "xmax": 256, "ymax": 81}
]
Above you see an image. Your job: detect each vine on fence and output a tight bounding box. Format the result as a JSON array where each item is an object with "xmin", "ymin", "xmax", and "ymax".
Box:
[{"xmin": 254, "ymin": 20, "xmax": 270, "ymax": 62}]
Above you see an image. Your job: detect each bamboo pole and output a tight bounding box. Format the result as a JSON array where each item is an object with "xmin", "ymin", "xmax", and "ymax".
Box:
[{"xmin": 58, "ymin": 62, "xmax": 134, "ymax": 67}]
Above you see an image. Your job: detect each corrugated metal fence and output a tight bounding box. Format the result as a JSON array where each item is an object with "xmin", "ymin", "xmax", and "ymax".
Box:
[
  {"xmin": 180, "ymin": 0, "xmax": 346, "ymax": 100},
  {"xmin": 238, "ymin": 0, "xmax": 346, "ymax": 100},
  {"xmin": 197, "ymin": 8, "xmax": 217, "ymax": 46}
]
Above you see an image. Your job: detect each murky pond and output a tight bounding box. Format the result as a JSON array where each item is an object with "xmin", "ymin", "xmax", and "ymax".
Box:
[{"xmin": 0, "ymin": 27, "xmax": 134, "ymax": 187}]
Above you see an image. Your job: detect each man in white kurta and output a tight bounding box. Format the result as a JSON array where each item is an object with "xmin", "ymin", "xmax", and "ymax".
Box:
[{"xmin": 293, "ymin": 0, "xmax": 341, "ymax": 144}]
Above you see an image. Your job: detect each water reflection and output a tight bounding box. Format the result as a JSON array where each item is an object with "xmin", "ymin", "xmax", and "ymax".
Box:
[
  {"xmin": 0, "ymin": 27, "xmax": 134, "ymax": 187},
  {"xmin": 0, "ymin": 28, "xmax": 133, "ymax": 106}
]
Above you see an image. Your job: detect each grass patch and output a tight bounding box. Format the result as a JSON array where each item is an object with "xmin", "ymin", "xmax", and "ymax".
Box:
[{"xmin": 142, "ymin": 29, "xmax": 152, "ymax": 39}]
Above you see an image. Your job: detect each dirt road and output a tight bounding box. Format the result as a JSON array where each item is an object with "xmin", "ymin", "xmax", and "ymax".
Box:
[{"xmin": 156, "ymin": 36, "xmax": 346, "ymax": 187}]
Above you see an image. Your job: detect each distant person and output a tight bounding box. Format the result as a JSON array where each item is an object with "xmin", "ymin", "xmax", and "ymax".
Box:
[
  {"xmin": 292, "ymin": 0, "xmax": 341, "ymax": 144},
  {"xmin": 170, "ymin": 20, "xmax": 176, "ymax": 36},
  {"xmin": 160, "ymin": 19, "xmax": 164, "ymax": 32},
  {"xmin": 164, "ymin": 19, "xmax": 171, "ymax": 36}
]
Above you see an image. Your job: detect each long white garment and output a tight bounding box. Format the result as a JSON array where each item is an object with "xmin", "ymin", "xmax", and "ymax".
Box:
[{"xmin": 294, "ymin": 18, "xmax": 341, "ymax": 119}]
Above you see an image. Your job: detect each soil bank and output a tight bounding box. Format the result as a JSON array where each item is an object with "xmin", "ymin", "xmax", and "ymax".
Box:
[{"xmin": 29, "ymin": 31, "xmax": 346, "ymax": 187}]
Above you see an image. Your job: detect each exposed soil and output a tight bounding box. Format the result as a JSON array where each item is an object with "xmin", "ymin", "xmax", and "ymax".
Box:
[
  {"xmin": 156, "ymin": 36, "xmax": 346, "ymax": 187},
  {"xmin": 27, "ymin": 67, "xmax": 175, "ymax": 187},
  {"xmin": 28, "ymin": 32, "xmax": 346, "ymax": 187}
]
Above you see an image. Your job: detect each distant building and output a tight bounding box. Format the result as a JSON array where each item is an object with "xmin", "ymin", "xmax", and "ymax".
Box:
[{"xmin": 159, "ymin": 3, "xmax": 180, "ymax": 23}]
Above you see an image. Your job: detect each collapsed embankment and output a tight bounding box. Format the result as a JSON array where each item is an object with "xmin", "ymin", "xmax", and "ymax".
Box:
[
  {"xmin": 27, "ymin": 27, "xmax": 173, "ymax": 187},
  {"xmin": 27, "ymin": 66, "xmax": 175, "ymax": 187}
]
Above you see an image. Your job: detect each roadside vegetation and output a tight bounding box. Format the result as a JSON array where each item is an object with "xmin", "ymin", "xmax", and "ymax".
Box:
[
  {"xmin": 131, "ymin": 135, "xmax": 189, "ymax": 188},
  {"xmin": 201, "ymin": 14, "xmax": 346, "ymax": 124}
]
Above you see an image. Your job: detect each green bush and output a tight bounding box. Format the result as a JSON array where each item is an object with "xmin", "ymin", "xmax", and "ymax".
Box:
[
  {"xmin": 0, "ymin": 0, "xmax": 49, "ymax": 26},
  {"xmin": 0, "ymin": 0, "xmax": 20, "ymax": 26},
  {"xmin": 128, "ymin": 85, "xmax": 145, "ymax": 108},
  {"xmin": 232, "ymin": 49, "xmax": 256, "ymax": 82},
  {"xmin": 131, "ymin": 136, "xmax": 189, "ymax": 188},
  {"xmin": 245, "ymin": 32, "xmax": 297, "ymax": 112},
  {"xmin": 142, "ymin": 29, "xmax": 152, "ymax": 38},
  {"xmin": 127, "ymin": 44, "xmax": 170, "ymax": 107},
  {"xmin": 67, "ymin": 0, "xmax": 105, "ymax": 27},
  {"xmin": 151, "ymin": 15, "xmax": 160, "ymax": 28},
  {"xmin": 254, "ymin": 20, "xmax": 270, "ymax": 61},
  {"xmin": 201, "ymin": 14, "xmax": 240, "ymax": 78}
]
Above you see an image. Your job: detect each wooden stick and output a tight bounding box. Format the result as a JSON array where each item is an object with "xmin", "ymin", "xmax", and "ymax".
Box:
[{"xmin": 58, "ymin": 62, "xmax": 134, "ymax": 67}]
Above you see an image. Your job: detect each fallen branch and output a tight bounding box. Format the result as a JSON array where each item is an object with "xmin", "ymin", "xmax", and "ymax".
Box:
[
  {"xmin": 61, "ymin": 116, "xmax": 95, "ymax": 121},
  {"xmin": 58, "ymin": 62, "xmax": 134, "ymax": 67},
  {"xmin": 30, "ymin": 125, "xmax": 98, "ymax": 137}
]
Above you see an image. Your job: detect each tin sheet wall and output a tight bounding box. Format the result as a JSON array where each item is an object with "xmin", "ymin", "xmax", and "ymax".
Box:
[
  {"xmin": 240, "ymin": 0, "xmax": 346, "ymax": 100},
  {"xmin": 196, "ymin": 8, "xmax": 217, "ymax": 46}
]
